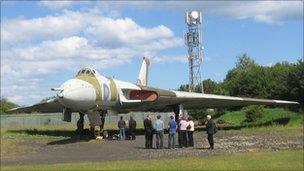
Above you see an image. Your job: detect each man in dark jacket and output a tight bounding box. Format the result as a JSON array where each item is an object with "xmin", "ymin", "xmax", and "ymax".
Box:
[
  {"xmin": 143, "ymin": 114, "xmax": 153, "ymax": 149},
  {"xmin": 118, "ymin": 116, "xmax": 126, "ymax": 140},
  {"xmin": 206, "ymin": 115, "xmax": 217, "ymax": 149},
  {"xmin": 129, "ymin": 116, "xmax": 137, "ymax": 140}
]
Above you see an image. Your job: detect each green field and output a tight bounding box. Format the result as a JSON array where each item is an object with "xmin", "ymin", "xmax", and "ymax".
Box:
[{"xmin": 2, "ymin": 150, "xmax": 303, "ymax": 170}]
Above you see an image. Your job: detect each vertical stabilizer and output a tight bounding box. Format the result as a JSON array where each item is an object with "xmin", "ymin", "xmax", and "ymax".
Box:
[{"xmin": 137, "ymin": 57, "xmax": 150, "ymax": 86}]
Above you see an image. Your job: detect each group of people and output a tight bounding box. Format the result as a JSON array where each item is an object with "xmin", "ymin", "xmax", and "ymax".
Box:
[
  {"xmin": 143, "ymin": 114, "xmax": 194, "ymax": 149},
  {"xmin": 117, "ymin": 116, "xmax": 137, "ymax": 140},
  {"xmin": 117, "ymin": 113, "xmax": 217, "ymax": 150},
  {"xmin": 143, "ymin": 113, "xmax": 217, "ymax": 149}
]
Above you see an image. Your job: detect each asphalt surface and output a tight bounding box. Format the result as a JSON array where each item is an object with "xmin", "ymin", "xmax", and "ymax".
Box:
[{"xmin": 1, "ymin": 130, "xmax": 303, "ymax": 166}]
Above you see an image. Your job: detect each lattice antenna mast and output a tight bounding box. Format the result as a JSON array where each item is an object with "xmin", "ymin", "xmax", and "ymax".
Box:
[{"xmin": 184, "ymin": 11, "xmax": 204, "ymax": 93}]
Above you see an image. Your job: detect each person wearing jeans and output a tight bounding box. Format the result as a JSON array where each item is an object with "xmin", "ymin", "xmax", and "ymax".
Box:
[
  {"xmin": 118, "ymin": 116, "xmax": 126, "ymax": 140},
  {"xmin": 168, "ymin": 115, "xmax": 177, "ymax": 149},
  {"xmin": 154, "ymin": 115, "xmax": 164, "ymax": 149}
]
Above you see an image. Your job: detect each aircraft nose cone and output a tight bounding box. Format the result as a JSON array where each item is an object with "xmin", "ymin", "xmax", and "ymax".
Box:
[{"xmin": 58, "ymin": 79, "xmax": 96, "ymax": 110}]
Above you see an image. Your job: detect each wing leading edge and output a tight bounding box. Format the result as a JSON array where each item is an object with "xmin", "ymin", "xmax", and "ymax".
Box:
[{"xmin": 6, "ymin": 98, "xmax": 63, "ymax": 114}]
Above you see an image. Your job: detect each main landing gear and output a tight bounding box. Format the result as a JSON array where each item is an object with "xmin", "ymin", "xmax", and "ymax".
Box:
[
  {"xmin": 76, "ymin": 110, "xmax": 107, "ymax": 139},
  {"xmin": 76, "ymin": 112, "xmax": 85, "ymax": 136}
]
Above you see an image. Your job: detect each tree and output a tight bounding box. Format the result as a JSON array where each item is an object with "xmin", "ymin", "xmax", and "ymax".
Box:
[
  {"xmin": 287, "ymin": 59, "xmax": 304, "ymax": 107},
  {"xmin": 224, "ymin": 65, "xmax": 268, "ymax": 98},
  {"xmin": 235, "ymin": 53, "xmax": 257, "ymax": 69},
  {"xmin": 0, "ymin": 98, "xmax": 19, "ymax": 114},
  {"xmin": 264, "ymin": 62, "xmax": 293, "ymax": 100},
  {"xmin": 203, "ymin": 79, "xmax": 217, "ymax": 94},
  {"xmin": 178, "ymin": 84, "xmax": 189, "ymax": 91}
]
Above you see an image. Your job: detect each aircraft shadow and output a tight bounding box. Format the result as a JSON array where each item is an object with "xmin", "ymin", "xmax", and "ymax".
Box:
[
  {"xmin": 8, "ymin": 129, "xmax": 93, "ymax": 145},
  {"xmin": 8, "ymin": 129, "xmax": 75, "ymax": 137}
]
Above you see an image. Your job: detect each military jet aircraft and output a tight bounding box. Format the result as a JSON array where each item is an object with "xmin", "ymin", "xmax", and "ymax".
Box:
[{"xmin": 8, "ymin": 57, "xmax": 299, "ymax": 135}]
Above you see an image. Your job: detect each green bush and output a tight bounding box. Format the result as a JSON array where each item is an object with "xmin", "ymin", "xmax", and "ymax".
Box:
[
  {"xmin": 244, "ymin": 105, "xmax": 264, "ymax": 122},
  {"xmin": 216, "ymin": 118, "xmax": 226, "ymax": 124},
  {"xmin": 1, "ymin": 98, "xmax": 19, "ymax": 114}
]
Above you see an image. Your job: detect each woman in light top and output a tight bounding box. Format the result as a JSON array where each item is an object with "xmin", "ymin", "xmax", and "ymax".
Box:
[
  {"xmin": 187, "ymin": 116, "xmax": 195, "ymax": 147},
  {"xmin": 179, "ymin": 116, "xmax": 189, "ymax": 148}
]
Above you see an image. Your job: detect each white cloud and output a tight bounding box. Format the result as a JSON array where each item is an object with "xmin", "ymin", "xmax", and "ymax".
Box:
[
  {"xmin": 39, "ymin": 1, "xmax": 74, "ymax": 9},
  {"xmin": 2, "ymin": 10, "xmax": 87, "ymax": 43},
  {"xmin": 86, "ymin": 17, "xmax": 174, "ymax": 46},
  {"xmin": 208, "ymin": 1, "xmax": 302, "ymax": 24},
  {"xmin": 104, "ymin": 1, "xmax": 302, "ymax": 24},
  {"xmin": 1, "ymin": 10, "xmax": 182, "ymax": 48},
  {"xmin": 1, "ymin": 10, "xmax": 184, "ymax": 104},
  {"xmin": 151, "ymin": 55, "xmax": 187, "ymax": 64}
]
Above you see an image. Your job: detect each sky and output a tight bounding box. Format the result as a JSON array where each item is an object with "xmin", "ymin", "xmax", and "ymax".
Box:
[{"xmin": 1, "ymin": 1, "xmax": 303, "ymax": 105}]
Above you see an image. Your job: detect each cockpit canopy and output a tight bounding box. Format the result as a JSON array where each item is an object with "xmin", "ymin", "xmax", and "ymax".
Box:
[{"xmin": 76, "ymin": 67, "xmax": 99, "ymax": 76}]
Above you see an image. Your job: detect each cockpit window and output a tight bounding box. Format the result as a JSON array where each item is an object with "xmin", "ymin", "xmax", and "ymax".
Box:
[{"xmin": 76, "ymin": 68, "xmax": 98, "ymax": 76}]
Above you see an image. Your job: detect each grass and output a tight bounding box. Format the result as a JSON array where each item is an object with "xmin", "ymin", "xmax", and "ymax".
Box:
[
  {"xmin": 2, "ymin": 150, "xmax": 303, "ymax": 170},
  {"xmin": 1, "ymin": 108, "xmax": 302, "ymax": 162},
  {"xmin": 218, "ymin": 107, "xmax": 303, "ymax": 127}
]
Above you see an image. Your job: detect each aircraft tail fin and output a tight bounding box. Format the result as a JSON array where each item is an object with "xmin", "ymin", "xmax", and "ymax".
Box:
[{"xmin": 137, "ymin": 57, "xmax": 150, "ymax": 86}]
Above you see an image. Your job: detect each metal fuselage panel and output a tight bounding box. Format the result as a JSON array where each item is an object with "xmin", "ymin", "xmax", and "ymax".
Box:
[
  {"xmin": 71, "ymin": 72, "xmax": 177, "ymax": 113},
  {"xmin": 74, "ymin": 73, "xmax": 120, "ymax": 110}
]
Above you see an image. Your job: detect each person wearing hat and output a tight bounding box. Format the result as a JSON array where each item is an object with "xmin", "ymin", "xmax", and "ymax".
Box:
[{"xmin": 206, "ymin": 115, "xmax": 217, "ymax": 149}]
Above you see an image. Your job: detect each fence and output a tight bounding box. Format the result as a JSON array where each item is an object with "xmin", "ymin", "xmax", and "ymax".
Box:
[{"xmin": 0, "ymin": 112, "xmax": 174, "ymax": 128}]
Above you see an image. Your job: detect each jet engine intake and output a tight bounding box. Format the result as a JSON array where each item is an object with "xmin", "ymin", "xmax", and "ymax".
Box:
[{"xmin": 128, "ymin": 90, "xmax": 158, "ymax": 101}]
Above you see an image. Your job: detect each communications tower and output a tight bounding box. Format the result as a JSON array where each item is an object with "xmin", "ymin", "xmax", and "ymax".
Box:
[{"xmin": 184, "ymin": 11, "xmax": 204, "ymax": 93}]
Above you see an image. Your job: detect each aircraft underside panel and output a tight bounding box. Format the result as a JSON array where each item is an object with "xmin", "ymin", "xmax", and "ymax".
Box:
[{"xmin": 87, "ymin": 111, "xmax": 102, "ymax": 126}]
